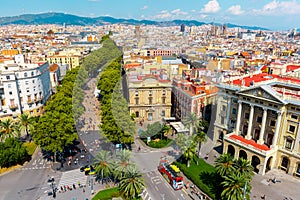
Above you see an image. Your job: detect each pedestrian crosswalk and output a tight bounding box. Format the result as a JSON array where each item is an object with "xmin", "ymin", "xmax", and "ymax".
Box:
[
  {"xmin": 19, "ymin": 158, "xmax": 52, "ymax": 170},
  {"xmin": 140, "ymin": 189, "xmax": 152, "ymax": 200},
  {"xmin": 58, "ymin": 169, "xmax": 88, "ymax": 188}
]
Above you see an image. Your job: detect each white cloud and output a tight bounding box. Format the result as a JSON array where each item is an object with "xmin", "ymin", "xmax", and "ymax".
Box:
[
  {"xmin": 153, "ymin": 10, "xmax": 172, "ymax": 19},
  {"xmin": 141, "ymin": 5, "xmax": 148, "ymax": 10},
  {"xmin": 253, "ymin": 0, "xmax": 300, "ymax": 15},
  {"xmin": 199, "ymin": 14, "xmax": 208, "ymax": 19},
  {"xmin": 152, "ymin": 9, "xmax": 188, "ymax": 20},
  {"xmin": 171, "ymin": 9, "xmax": 187, "ymax": 15},
  {"xmin": 201, "ymin": 0, "xmax": 221, "ymax": 13},
  {"xmin": 227, "ymin": 5, "xmax": 244, "ymax": 15}
]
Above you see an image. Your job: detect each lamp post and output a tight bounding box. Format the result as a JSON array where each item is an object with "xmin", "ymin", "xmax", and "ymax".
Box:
[{"xmin": 243, "ymin": 181, "xmax": 247, "ymax": 200}]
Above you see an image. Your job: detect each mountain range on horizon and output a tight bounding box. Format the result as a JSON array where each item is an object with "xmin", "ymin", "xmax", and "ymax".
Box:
[{"xmin": 0, "ymin": 12, "xmax": 270, "ymax": 31}]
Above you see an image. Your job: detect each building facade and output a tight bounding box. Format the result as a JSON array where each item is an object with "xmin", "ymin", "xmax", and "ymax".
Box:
[
  {"xmin": 127, "ymin": 69, "xmax": 172, "ymax": 122},
  {"xmin": 215, "ymin": 81, "xmax": 300, "ymax": 177},
  {"xmin": 0, "ymin": 61, "xmax": 51, "ymax": 118}
]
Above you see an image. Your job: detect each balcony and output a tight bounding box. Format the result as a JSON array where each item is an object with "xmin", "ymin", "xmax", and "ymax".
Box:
[{"xmin": 9, "ymin": 104, "xmax": 18, "ymax": 110}]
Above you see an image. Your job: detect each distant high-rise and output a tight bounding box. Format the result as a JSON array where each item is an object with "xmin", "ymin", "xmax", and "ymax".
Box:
[
  {"xmin": 135, "ymin": 26, "xmax": 141, "ymax": 38},
  {"xmin": 180, "ymin": 24, "xmax": 185, "ymax": 33}
]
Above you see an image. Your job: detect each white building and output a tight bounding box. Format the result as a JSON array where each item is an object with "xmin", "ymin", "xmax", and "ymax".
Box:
[{"xmin": 0, "ymin": 60, "xmax": 51, "ymax": 118}]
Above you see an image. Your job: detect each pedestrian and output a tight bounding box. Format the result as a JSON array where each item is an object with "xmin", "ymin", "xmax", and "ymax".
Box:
[
  {"xmin": 83, "ymin": 188, "xmax": 85, "ymax": 193},
  {"xmin": 73, "ymin": 184, "xmax": 76, "ymax": 190},
  {"xmin": 138, "ymin": 146, "xmax": 141, "ymax": 151}
]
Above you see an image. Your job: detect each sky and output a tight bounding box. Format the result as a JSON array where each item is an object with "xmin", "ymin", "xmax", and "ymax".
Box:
[{"xmin": 2, "ymin": 0, "xmax": 300, "ymax": 30}]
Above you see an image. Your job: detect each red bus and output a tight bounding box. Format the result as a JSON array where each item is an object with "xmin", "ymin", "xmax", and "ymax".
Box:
[{"xmin": 158, "ymin": 159, "xmax": 184, "ymax": 190}]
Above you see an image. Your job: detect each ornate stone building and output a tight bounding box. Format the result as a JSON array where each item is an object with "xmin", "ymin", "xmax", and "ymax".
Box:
[{"xmin": 215, "ymin": 80, "xmax": 300, "ymax": 176}]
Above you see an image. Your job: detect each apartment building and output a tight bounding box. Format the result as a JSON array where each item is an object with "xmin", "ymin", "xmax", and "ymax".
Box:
[
  {"xmin": 172, "ymin": 69, "xmax": 218, "ymax": 121},
  {"xmin": 0, "ymin": 60, "xmax": 51, "ymax": 119},
  {"xmin": 215, "ymin": 72, "xmax": 300, "ymax": 177}
]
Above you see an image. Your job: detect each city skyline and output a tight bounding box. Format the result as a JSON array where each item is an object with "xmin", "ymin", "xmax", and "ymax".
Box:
[{"xmin": 2, "ymin": 0, "xmax": 300, "ymax": 30}]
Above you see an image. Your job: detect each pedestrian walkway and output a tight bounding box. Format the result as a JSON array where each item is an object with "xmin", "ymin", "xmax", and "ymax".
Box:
[
  {"xmin": 140, "ymin": 189, "xmax": 152, "ymax": 200},
  {"xmin": 57, "ymin": 169, "xmax": 88, "ymax": 189}
]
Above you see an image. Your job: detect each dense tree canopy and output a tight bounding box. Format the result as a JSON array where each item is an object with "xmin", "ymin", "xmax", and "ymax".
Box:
[{"xmin": 0, "ymin": 137, "xmax": 29, "ymax": 167}]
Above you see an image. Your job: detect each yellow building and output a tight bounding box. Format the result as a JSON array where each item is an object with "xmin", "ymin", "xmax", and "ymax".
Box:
[
  {"xmin": 45, "ymin": 52, "xmax": 82, "ymax": 68},
  {"xmin": 215, "ymin": 78, "xmax": 300, "ymax": 176},
  {"xmin": 127, "ymin": 69, "xmax": 172, "ymax": 122}
]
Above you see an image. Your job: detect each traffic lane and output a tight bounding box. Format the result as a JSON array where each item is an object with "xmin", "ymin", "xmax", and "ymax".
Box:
[
  {"xmin": 0, "ymin": 168, "xmax": 60, "ymax": 200},
  {"xmin": 143, "ymin": 170, "xmax": 191, "ymax": 200}
]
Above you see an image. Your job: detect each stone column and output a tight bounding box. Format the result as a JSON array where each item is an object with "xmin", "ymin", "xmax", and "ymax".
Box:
[
  {"xmin": 260, "ymin": 158, "xmax": 268, "ymax": 175},
  {"xmin": 235, "ymin": 101, "xmax": 242, "ymax": 134},
  {"xmin": 271, "ymin": 111, "xmax": 283, "ymax": 148},
  {"xmin": 258, "ymin": 108, "xmax": 268, "ymax": 145},
  {"xmin": 226, "ymin": 97, "xmax": 231, "ymax": 129},
  {"xmin": 293, "ymin": 121, "xmax": 300, "ymax": 152},
  {"xmin": 246, "ymin": 104, "xmax": 254, "ymax": 140}
]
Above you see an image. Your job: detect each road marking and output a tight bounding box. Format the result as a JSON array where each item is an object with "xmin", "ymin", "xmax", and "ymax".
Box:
[
  {"xmin": 155, "ymin": 186, "xmax": 159, "ymax": 191},
  {"xmin": 146, "ymin": 173, "xmax": 150, "ymax": 178},
  {"xmin": 41, "ymin": 187, "xmax": 48, "ymax": 190}
]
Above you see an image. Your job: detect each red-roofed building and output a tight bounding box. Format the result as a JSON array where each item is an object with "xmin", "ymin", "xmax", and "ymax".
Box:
[{"xmin": 215, "ymin": 78, "xmax": 300, "ymax": 176}]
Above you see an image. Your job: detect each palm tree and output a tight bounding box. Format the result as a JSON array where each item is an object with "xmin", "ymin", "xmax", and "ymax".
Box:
[
  {"xmin": 234, "ymin": 158, "xmax": 254, "ymax": 180},
  {"xmin": 162, "ymin": 124, "xmax": 172, "ymax": 141},
  {"xmin": 0, "ymin": 119, "xmax": 19, "ymax": 141},
  {"xmin": 119, "ymin": 165, "xmax": 145, "ymax": 199},
  {"xmin": 182, "ymin": 137, "xmax": 197, "ymax": 167},
  {"xmin": 193, "ymin": 130, "xmax": 207, "ymax": 158},
  {"xmin": 221, "ymin": 173, "xmax": 248, "ymax": 200},
  {"xmin": 215, "ymin": 153, "xmax": 235, "ymax": 176},
  {"xmin": 183, "ymin": 112, "xmax": 199, "ymax": 135},
  {"xmin": 93, "ymin": 150, "xmax": 114, "ymax": 183},
  {"xmin": 114, "ymin": 149, "xmax": 134, "ymax": 180},
  {"xmin": 18, "ymin": 113, "xmax": 35, "ymax": 138}
]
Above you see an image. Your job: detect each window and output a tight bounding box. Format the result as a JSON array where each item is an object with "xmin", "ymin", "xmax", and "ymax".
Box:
[
  {"xmin": 162, "ymin": 97, "xmax": 166, "ymax": 104},
  {"xmin": 149, "ymin": 97, "xmax": 153, "ymax": 104},
  {"xmin": 285, "ymin": 138, "xmax": 293, "ymax": 150},
  {"xmin": 9, "ymin": 91, "xmax": 12, "ymax": 95},
  {"xmin": 232, "ymin": 108, "xmax": 237, "ymax": 114},
  {"xmin": 245, "ymin": 113, "xmax": 249, "ymax": 119},
  {"xmin": 291, "ymin": 114, "xmax": 298, "ymax": 120},
  {"xmin": 135, "ymin": 111, "xmax": 139, "ymax": 118},
  {"xmin": 161, "ymin": 110, "xmax": 165, "ymax": 117},
  {"xmin": 289, "ymin": 125, "xmax": 296, "ymax": 133},
  {"xmin": 30, "ymin": 111, "xmax": 33, "ymax": 115},
  {"xmin": 149, "ymin": 90, "xmax": 152, "ymax": 96},
  {"xmin": 8, "ymin": 84, "xmax": 11, "ymax": 88},
  {"xmin": 222, "ymin": 105, "xmax": 226, "ymax": 111},
  {"xmin": 25, "ymin": 81, "xmax": 29, "ymax": 85},
  {"xmin": 24, "ymin": 72, "xmax": 27, "ymax": 78},
  {"xmin": 270, "ymin": 120, "xmax": 276, "ymax": 127},
  {"xmin": 257, "ymin": 116, "xmax": 262, "ymax": 123},
  {"xmin": 232, "ymin": 99, "xmax": 238, "ymax": 103},
  {"xmin": 6, "ymin": 76, "xmax": 10, "ymax": 80},
  {"xmin": 31, "ymin": 72, "xmax": 34, "ymax": 76},
  {"xmin": 135, "ymin": 98, "xmax": 139, "ymax": 105},
  {"xmin": 32, "ymin": 80, "xmax": 35, "ymax": 83},
  {"xmin": 162, "ymin": 90, "xmax": 166, "ymax": 96},
  {"xmin": 135, "ymin": 91, "xmax": 139, "ymax": 96}
]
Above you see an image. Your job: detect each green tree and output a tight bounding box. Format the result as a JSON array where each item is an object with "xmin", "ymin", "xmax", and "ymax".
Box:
[
  {"xmin": 215, "ymin": 153, "xmax": 235, "ymax": 177},
  {"xmin": 175, "ymin": 134, "xmax": 197, "ymax": 167},
  {"xmin": 119, "ymin": 165, "xmax": 145, "ymax": 199},
  {"xmin": 94, "ymin": 150, "xmax": 114, "ymax": 183},
  {"xmin": 182, "ymin": 137, "xmax": 197, "ymax": 167},
  {"xmin": 18, "ymin": 113, "xmax": 35, "ymax": 138},
  {"xmin": 114, "ymin": 149, "xmax": 134, "ymax": 180},
  {"xmin": 0, "ymin": 137, "xmax": 29, "ymax": 167},
  {"xmin": 234, "ymin": 158, "xmax": 254, "ymax": 180},
  {"xmin": 221, "ymin": 173, "xmax": 249, "ymax": 200},
  {"xmin": 162, "ymin": 124, "xmax": 172, "ymax": 140},
  {"xmin": 0, "ymin": 119, "xmax": 19, "ymax": 141},
  {"xmin": 193, "ymin": 130, "xmax": 207, "ymax": 158},
  {"xmin": 183, "ymin": 112, "xmax": 199, "ymax": 135}
]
